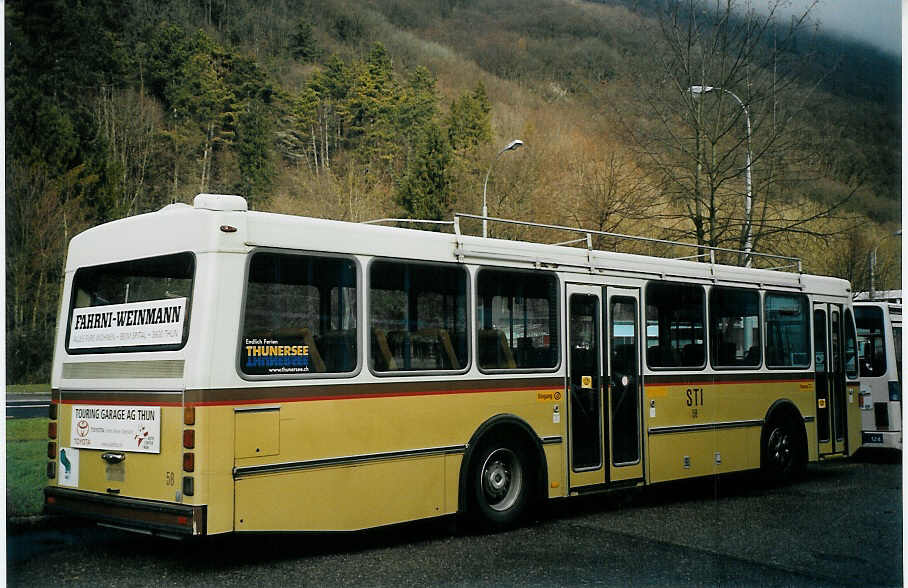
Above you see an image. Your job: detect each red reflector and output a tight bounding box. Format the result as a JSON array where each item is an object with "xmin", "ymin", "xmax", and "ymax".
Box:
[
  {"xmin": 177, "ymin": 516, "xmax": 189, "ymax": 525},
  {"xmin": 47, "ymin": 496, "xmax": 56, "ymax": 504},
  {"xmin": 220, "ymin": 225, "xmax": 237, "ymax": 233},
  {"xmin": 184, "ymin": 406, "xmax": 196, "ymax": 426},
  {"xmin": 183, "ymin": 452, "xmax": 195, "ymax": 472},
  {"xmin": 47, "ymin": 441, "xmax": 57, "ymax": 459},
  {"xmin": 48, "ymin": 422, "xmax": 57, "ymax": 439},
  {"xmin": 183, "ymin": 429, "xmax": 195, "ymax": 449}
]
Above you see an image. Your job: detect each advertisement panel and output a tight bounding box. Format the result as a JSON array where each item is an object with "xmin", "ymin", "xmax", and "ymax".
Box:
[
  {"xmin": 69, "ymin": 405, "xmax": 162, "ymax": 453},
  {"xmin": 69, "ymin": 298, "xmax": 187, "ymax": 349}
]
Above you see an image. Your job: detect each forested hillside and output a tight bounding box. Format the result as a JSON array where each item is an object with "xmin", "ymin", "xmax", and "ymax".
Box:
[{"xmin": 6, "ymin": 0, "xmax": 901, "ymax": 383}]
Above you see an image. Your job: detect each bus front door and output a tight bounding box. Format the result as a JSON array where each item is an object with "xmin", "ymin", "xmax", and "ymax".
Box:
[
  {"xmin": 567, "ymin": 284, "xmax": 605, "ymax": 489},
  {"xmin": 606, "ymin": 287, "xmax": 643, "ymax": 483},
  {"xmin": 815, "ymin": 304, "xmax": 847, "ymax": 455}
]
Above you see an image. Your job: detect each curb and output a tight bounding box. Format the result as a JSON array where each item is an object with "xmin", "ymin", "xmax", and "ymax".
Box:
[{"xmin": 7, "ymin": 514, "xmax": 70, "ymax": 534}]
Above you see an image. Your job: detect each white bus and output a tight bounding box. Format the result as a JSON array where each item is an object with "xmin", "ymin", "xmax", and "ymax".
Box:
[
  {"xmin": 44, "ymin": 194, "xmax": 860, "ymax": 537},
  {"xmin": 855, "ymin": 301, "xmax": 902, "ymax": 449}
]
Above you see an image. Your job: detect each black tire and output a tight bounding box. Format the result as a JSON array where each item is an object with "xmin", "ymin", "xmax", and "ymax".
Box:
[
  {"xmin": 761, "ymin": 415, "xmax": 806, "ymax": 483},
  {"xmin": 468, "ymin": 435, "xmax": 532, "ymax": 530}
]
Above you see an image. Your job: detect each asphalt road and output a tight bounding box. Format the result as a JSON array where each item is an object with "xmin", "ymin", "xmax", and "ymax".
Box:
[
  {"xmin": 5, "ymin": 395, "xmax": 50, "ymax": 419},
  {"xmin": 7, "ymin": 454, "xmax": 902, "ymax": 587}
]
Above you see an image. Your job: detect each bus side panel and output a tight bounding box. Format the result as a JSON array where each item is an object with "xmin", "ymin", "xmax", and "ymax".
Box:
[
  {"xmin": 201, "ymin": 405, "xmax": 236, "ymax": 535},
  {"xmin": 647, "ymin": 378, "xmax": 816, "ymax": 483},
  {"xmin": 235, "ymin": 456, "xmax": 446, "ymax": 532},
  {"xmin": 847, "ymin": 382, "xmax": 861, "ymax": 456},
  {"xmin": 718, "ymin": 379, "xmax": 816, "ymax": 470},
  {"xmin": 228, "ymin": 387, "xmax": 563, "ymax": 531},
  {"xmin": 645, "ymin": 381, "xmax": 716, "ymax": 483}
]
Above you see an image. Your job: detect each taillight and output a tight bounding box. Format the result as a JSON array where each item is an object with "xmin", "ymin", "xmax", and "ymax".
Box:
[
  {"xmin": 182, "ymin": 476, "xmax": 194, "ymax": 496},
  {"xmin": 183, "ymin": 429, "xmax": 195, "ymax": 449},
  {"xmin": 47, "ymin": 462, "xmax": 56, "ymax": 479},
  {"xmin": 183, "ymin": 452, "xmax": 195, "ymax": 472},
  {"xmin": 184, "ymin": 406, "xmax": 195, "ymax": 426},
  {"xmin": 48, "ymin": 422, "xmax": 57, "ymax": 439},
  {"xmin": 47, "ymin": 442, "xmax": 57, "ymax": 460},
  {"xmin": 48, "ymin": 402, "xmax": 57, "ymax": 420}
]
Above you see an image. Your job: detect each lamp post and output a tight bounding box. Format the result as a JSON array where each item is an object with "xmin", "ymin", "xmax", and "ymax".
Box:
[
  {"xmin": 870, "ymin": 229, "xmax": 902, "ymax": 299},
  {"xmin": 482, "ymin": 139, "xmax": 524, "ymax": 238},
  {"xmin": 689, "ymin": 85, "xmax": 753, "ymax": 267}
]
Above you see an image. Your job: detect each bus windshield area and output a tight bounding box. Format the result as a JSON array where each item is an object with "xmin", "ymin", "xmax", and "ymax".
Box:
[{"xmin": 855, "ymin": 306, "xmax": 887, "ymax": 378}]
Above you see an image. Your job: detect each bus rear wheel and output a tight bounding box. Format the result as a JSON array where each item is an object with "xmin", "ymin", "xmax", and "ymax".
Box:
[{"xmin": 469, "ymin": 437, "xmax": 531, "ymax": 530}]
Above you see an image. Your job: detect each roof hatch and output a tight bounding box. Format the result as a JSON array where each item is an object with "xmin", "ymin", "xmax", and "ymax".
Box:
[{"xmin": 193, "ymin": 193, "xmax": 248, "ymax": 212}]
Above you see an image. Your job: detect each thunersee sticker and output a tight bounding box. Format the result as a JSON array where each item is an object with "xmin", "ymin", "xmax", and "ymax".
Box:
[
  {"xmin": 70, "ymin": 405, "xmax": 161, "ymax": 453},
  {"xmin": 69, "ymin": 298, "xmax": 187, "ymax": 349}
]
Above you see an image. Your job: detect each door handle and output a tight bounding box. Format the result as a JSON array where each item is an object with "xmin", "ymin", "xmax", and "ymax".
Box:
[{"xmin": 102, "ymin": 452, "xmax": 125, "ymax": 464}]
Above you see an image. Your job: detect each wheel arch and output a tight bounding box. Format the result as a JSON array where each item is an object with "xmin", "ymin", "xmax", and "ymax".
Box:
[
  {"xmin": 457, "ymin": 413, "xmax": 549, "ymax": 515},
  {"xmin": 762, "ymin": 398, "xmax": 808, "ymax": 467}
]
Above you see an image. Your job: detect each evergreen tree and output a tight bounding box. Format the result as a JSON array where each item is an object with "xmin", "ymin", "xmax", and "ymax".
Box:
[
  {"xmin": 397, "ymin": 123, "xmax": 453, "ymax": 222},
  {"xmin": 290, "ymin": 17, "xmax": 319, "ymax": 62},
  {"xmin": 446, "ymin": 81, "xmax": 492, "ymax": 151}
]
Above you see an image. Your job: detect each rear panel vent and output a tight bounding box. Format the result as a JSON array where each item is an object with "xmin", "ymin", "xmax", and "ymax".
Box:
[{"xmin": 63, "ymin": 360, "xmax": 185, "ymax": 380}]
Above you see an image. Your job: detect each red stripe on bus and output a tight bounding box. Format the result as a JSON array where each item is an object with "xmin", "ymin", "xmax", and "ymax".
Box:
[
  {"xmin": 189, "ymin": 385, "xmax": 562, "ymax": 407},
  {"xmin": 57, "ymin": 385, "xmax": 563, "ymax": 407}
]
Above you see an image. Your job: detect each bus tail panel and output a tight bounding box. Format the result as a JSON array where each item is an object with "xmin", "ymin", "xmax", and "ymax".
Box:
[{"xmin": 46, "ymin": 394, "xmax": 199, "ymax": 533}]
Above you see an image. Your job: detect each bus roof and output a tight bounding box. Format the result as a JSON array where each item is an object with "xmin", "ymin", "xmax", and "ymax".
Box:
[{"xmin": 66, "ymin": 194, "xmax": 852, "ymax": 298}]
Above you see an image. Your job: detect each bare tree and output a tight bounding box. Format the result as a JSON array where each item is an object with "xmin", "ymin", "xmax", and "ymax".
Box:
[
  {"xmin": 565, "ymin": 150, "xmax": 658, "ymax": 250},
  {"xmin": 622, "ymin": 0, "xmax": 856, "ymax": 266}
]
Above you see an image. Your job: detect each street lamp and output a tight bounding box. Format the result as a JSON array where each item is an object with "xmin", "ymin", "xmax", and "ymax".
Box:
[
  {"xmin": 482, "ymin": 139, "xmax": 524, "ymax": 238},
  {"xmin": 689, "ymin": 85, "xmax": 753, "ymax": 267},
  {"xmin": 870, "ymin": 229, "xmax": 902, "ymax": 299}
]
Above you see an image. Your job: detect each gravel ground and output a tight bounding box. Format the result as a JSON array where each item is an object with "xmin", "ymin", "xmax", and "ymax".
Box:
[{"xmin": 7, "ymin": 452, "xmax": 901, "ymax": 587}]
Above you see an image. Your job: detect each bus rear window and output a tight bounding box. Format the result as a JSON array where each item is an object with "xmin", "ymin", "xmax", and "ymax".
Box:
[{"xmin": 67, "ymin": 252, "xmax": 194, "ymax": 353}]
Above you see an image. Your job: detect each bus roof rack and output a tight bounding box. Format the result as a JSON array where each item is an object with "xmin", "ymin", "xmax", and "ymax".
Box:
[{"xmin": 448, "ymin": 212, "xmax": 802, "ymax": 273}]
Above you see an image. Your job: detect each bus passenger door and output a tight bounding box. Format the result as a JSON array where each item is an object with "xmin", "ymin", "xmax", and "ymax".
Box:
[
  {"xmin": 606, "ymin": 288, "xmax": 643, "ymax": 483},
  {"xmin": 567, "ymin": 284, "xmax": 606, "ymax": 489},
  {"xmin": 815, "ymin": 304, "xmax": 847, "ymax": 455}
]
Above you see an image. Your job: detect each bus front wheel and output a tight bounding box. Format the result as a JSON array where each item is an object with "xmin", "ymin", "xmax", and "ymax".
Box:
[
  {"xmin": 469, "ymin": 437, "xmax": 531, "ymax": 529},
  {"xmin": 761, "ymin": 415, "xmax": 805, "ymax": 483}
]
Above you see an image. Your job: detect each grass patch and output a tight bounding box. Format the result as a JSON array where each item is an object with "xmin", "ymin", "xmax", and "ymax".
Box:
[
  {"xmin": 7, "ymin": 417, "xmax": 49, "ymax": 517},
  {"xmin": 6, "ymin": 383, "xmax": 50, "ymax": 395}
]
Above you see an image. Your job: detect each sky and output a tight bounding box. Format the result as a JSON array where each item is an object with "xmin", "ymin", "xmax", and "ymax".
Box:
[{"xmin": 755, "ymin": 0, "xmax": 901, "ymax": 56}]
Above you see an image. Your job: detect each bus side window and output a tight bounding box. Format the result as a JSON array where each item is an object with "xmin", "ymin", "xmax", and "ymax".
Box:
[
  {"xmin": 369, "ymin": 260, "xmax": 468, "ymax": 372},
  {"xmin": 764, "ymin": 293, "xmax": 810, "ymax": 369},
  {"xmin": 241, "ymin": 252, "xmax": 357, "ymax": 376},
  {"xmin": 645, "ymin": 281, "xmax": 705, "ymax": 369},
  {"xmin": 476, "ymin": 269, "xmax": 559, "ymax": 371}
]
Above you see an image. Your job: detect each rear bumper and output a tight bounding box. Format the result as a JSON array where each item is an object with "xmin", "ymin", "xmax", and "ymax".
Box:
[{"xmin": 44, "ymin": 487, "xmax": 207, "ymax": 537}]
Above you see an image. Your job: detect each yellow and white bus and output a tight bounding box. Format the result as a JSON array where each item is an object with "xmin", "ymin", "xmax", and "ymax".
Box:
[
  {"xmin": 45, "ymin": 194, "xmax": 861, "ymax": 537},
  {"xmin": 855, "ymin": 300, "xmax": 902, "ymax": 449}
]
